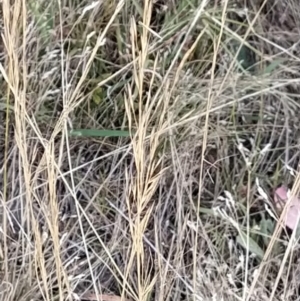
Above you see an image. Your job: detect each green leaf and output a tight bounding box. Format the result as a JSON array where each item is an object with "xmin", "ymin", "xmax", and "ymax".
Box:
[
  {"xmin": 92, "ymin": 87, "xmax": 104, "ymax": 105},
  {"xmin": 236, "ymin": 231, "xmax": 264, "ymax": 259},
  {"xmin": 131, "ymin": 0, "xmax": 143, "ymax": 17},
  {"xmin": 69, "ymin": 129, "xmax": 131, "ymax": 138},
  {"xmin": 229, "ymin": 39, "xmax": 256, "ymax": 72},
  {"xmin": 0, "ymin": 103, "xmax": 14, "ymax": 111},
  {"xmin": 262, "ymin": 59, "xmax": 285, "ymax": 75},
  {"xmin": 237, "ymin": 45, "xmax": 256, "ymax": 72},
  {"xmin": 199, "ymin": 207, "xmax": 216, "ymax": 215},
  {"xmin": 259, "ymin": 218, "xmax": 275, "ymax": 247}
]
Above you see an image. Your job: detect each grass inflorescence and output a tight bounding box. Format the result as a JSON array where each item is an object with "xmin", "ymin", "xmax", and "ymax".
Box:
[{"xmin": 1, "ymin": 0, "xmax": 300, "ymax": 301}]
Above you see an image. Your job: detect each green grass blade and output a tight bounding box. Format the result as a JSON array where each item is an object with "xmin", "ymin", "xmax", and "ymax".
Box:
[
  {"xmin": 69, "ymin": 129, "xmax": 131, "ymax": 138},
  {"xmin": 262, "ymin": 59, "xmax": 285, "ymax": 75},
  {"xmin": 237, "ymin": 231, "xmax": 264, "ymax": 259},
  {"xmin": 0, "ymin": 103, "xmax": 14, "ymax": 111}
]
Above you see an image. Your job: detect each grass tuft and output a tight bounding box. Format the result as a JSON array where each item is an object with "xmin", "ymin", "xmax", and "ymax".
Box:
[{"xmin": 1, "ymin": 0, "xmax": 300, "ymax": 301}]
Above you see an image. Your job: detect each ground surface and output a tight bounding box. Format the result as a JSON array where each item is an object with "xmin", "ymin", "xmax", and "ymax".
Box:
[{"xmin": 1, "ymin": 0, "xmax": 300, "ymax": 300}]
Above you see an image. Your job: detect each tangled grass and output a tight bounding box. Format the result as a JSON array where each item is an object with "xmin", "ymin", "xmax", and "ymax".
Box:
[{"xmin": 1, "ymin": 0, "xmax": 300, "ymax": 300}]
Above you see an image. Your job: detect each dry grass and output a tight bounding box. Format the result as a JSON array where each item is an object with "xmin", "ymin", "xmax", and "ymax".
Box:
[{"xmin": 1, "ymin": 0, "xmax": 300, "ymax": 300}]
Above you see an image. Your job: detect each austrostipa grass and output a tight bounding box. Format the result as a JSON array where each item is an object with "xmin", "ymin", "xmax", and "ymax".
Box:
[{"xmin": 2, "ymin": 0, "xmax": 300, "ymax": 300}]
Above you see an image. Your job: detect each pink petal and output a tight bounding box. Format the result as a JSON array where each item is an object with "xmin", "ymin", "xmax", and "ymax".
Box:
[
  {"xmin": 274, "ymin": 186, "xmax": 288, "ymax": 203},
  {"xmin": 274, "ymin": 186, "xmax": 300, "ymax": 230}
]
